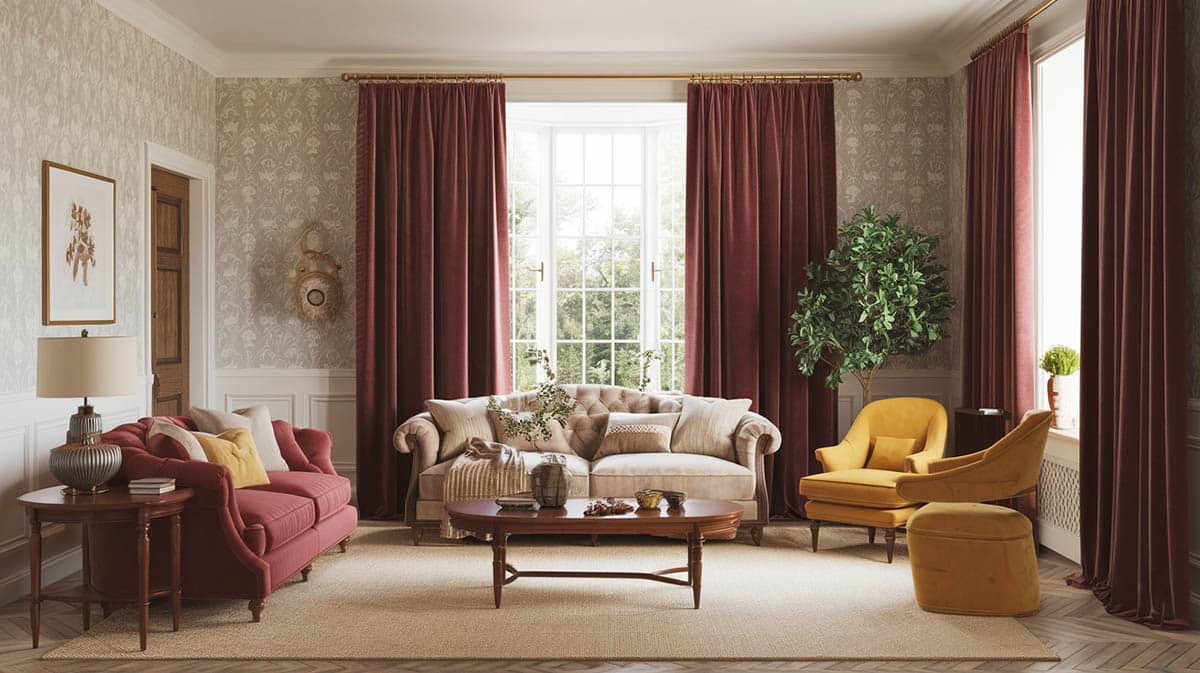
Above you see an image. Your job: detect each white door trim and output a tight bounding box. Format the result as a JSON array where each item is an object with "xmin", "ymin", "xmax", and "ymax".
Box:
[{"xmin": 143, "ymin": 142, "xmax": 216, "ymax": 412}]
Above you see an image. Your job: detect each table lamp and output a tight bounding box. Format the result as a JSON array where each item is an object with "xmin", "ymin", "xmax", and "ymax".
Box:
[{"xmin": 37, "ymin": 330, "xmax": 138, "ymax": 494}]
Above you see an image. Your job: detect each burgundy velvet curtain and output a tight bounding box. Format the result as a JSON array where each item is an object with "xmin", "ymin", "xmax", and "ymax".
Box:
[
  {"xmin": 355, "ymin": 82, "xmax": 511, "ymax": 518},
  {"xmin": 962, "ymin": 28, "xmax": 1035, "ymax": 418},
  {"xmin": 685, "ymin": 82, "xmax": 838, "ymax": 518},
  {"xmin": 1068, "ymin": 0, "xmax": 1189, "ymax": 629}
]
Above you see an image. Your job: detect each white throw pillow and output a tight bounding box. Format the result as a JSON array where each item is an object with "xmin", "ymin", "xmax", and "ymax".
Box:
[
  {"xmin": 670, "ymin": 396, "xmax": 752, "ymax": 461},
  {"xmin": 190, "ymin": 405, "xmax": 289, "ymax": 472},
  {"xmin": 148, "ymin": 419, "xmax": 207, "ymax": 462},
  {"xmin": 426, "ymin": 397, "xmax": 495, "ymax": 461}
]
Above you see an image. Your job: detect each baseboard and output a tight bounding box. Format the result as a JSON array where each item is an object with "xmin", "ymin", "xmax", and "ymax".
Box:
[{"xmin": 0, "ymin": 546, "xmax": 82, "ymax": 608}]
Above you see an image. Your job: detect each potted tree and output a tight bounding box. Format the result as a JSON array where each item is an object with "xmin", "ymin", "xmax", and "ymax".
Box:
[
  {"xmin": 789, "ymin": 207, "xmax": 955, "ymax": 403},
  {"xmin": 1039, "ymin": 345, "xmax": 1080, "ymax": 429}
]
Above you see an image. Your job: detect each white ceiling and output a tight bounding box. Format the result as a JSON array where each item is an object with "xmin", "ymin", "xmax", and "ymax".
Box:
[{"xmin": 96, "ymin": 0, "xmax": 1072, "ymax": 78}]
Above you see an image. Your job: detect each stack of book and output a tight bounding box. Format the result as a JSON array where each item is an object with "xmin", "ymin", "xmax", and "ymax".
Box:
[{"xmin": 128, "ymin": 477, "xmax": 175, "ymax": 496}]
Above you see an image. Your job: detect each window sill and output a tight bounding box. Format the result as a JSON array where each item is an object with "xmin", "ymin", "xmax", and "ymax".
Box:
[{"xmin": 1048, "ymin": 427, "xmax": 1079, "ymax": 444}]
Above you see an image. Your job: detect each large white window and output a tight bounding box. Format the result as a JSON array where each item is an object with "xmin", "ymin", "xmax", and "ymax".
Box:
[
  {"xmin": 1033, "ymin": 38, "xmax": 1085, "ymax": 409},
  {"xmin": 507, "ymin": 104, "xmax": 686, "ymax": 392}
]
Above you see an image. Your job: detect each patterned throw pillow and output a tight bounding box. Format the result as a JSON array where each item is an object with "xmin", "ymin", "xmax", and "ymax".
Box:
[{"xmin": 594, "ymin": 412, "xmax": 680, "ymax": 460}]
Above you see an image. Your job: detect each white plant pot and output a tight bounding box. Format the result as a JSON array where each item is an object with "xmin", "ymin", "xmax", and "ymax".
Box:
[{"xmin": 1047, "ymin": 373, "xmax": 1078, "ymax": 430}]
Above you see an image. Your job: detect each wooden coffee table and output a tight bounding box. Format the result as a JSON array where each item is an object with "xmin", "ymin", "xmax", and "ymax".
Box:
[{"xmin": 445, "ymin": 498, "xmax": 742, "ymax": 609}]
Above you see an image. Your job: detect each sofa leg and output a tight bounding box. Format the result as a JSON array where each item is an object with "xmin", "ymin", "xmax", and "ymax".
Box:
[
  {"xmin": 339, "ymin": 536, "xmax": 350, "ymax": 553},
  {"xmin": 868, "ymin": 527, "xmax": 876, "ymax": 545},
  {"xmin": 590, "ymin": 534, "xmax": 599, "ymax": 547},
  {"xmin": 809, "ymin": 520, "xmax": 820, "ymax": 552},
  {"xmin": 884, "ymin": 529, "xmax": 896, "ymax": 563},
  {"xmin": 301, "ymin": 565, "xmax": 312, "ymax": 582},
  {"xmin": 101, "ymin": 602, "xmax": 114, "ymax": 618},
  {"xmin": 412, "ymin": 528, "xmax": 423, "ymax": 546},
  {"xmin": 249, "ymin": 599, "xmax": 264, "ymax": 623},
  {"xmin": 750, "ymin": 525, "xmax": 763, "ymax": 546}
]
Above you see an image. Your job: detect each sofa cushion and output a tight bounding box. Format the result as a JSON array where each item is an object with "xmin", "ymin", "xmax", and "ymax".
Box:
[
  {"xmin": 417, "ymin": 453, "xmax": 591, "ymax": 501},
  {"xmin": 799, "ymin": 468, "xmax": 914, "ymax": 509},
  {"xmin": 589, "ymin": 453, "xmax": 755, "ymax": 500},
  {"xmin": 670, "ymin": 396, "xmax": 750, "ymax": 461},
  {"xmin": 235, "ymin": 489, "xmax": 316, "ymax": 555},
  {"xmin": 247, "ymin": 471, "xmax": 351, "ymax": 523},
  {"xmin": 907, "ymin": 502, "xmax": 1032, "ymax": 541},
  {"xmin": 426, "ymin": 397, "xmax": 494, "ymax": 462}
]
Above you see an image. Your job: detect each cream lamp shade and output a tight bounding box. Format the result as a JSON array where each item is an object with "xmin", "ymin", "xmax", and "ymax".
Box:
[{"xmin": 37, "ymin": 335, "xmax": 138, "ymax": 398}]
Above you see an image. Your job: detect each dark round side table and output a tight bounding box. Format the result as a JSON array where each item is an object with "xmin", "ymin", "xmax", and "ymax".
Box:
[{"xmin": 18, "ymin": 485, "xmax": 193, "ymax": 651}]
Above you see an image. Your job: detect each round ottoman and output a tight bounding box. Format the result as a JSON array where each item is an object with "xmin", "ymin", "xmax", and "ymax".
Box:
[{"xmin": 906, "ymin": 502, "xmax": 1040, "ymax": 616}]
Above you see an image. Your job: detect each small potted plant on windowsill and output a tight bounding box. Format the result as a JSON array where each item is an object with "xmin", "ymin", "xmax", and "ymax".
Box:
[{"xmin": 1040, "ymin": 345, "xmax": 1080, "ymax": 430}]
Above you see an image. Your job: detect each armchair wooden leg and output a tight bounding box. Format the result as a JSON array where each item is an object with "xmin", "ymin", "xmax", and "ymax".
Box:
[
  {"xmin": 248, "ymin": 599, "xmax": 264, "ymax": 623},
  {"xmin": 809, "ymin": 520, "xmax": 820, "ymax": 552},
  {"xmin": 411, "ymin": 528, "xmax": 423, "ymax": 546},
  {"xmin": 868, "ymin": 527, "xmax": 876, "ymax": 545},
  {"xmin": 884, "ymin": 529, "xmax": 896, "ymax": 563},
  {"xmin": 750, "ymin": 525, "xmax": 763, "ymax": 546},
  {"xmin": 339, "ymin": 536, "xmax": 350, "ymax": 553},
  {"xmin": 301, "ymin": 565, "xmax": 312, "ymax": 582}
]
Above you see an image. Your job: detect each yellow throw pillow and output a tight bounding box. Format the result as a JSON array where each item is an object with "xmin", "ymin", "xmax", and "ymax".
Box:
[
  {"xmin": 192, "ymin": 428, "xmax": 270, "ymax": 488},
  {"xmin": 866, "ymin": 435, "xmax": 918, "ymax": 472}
]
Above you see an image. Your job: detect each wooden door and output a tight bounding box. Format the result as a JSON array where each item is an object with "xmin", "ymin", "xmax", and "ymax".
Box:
[{"xmin": 151, "ymin": 168, "xmax": 189, "ymax": 416}]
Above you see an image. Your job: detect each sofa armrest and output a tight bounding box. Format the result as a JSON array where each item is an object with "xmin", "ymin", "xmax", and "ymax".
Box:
[
  {"xmin": 272, "ymin": 420, "xmax": 336, "ymax": 475},
  {"xmin": 394, "ymin": 412, "xmax": 441, "ymax": 475},
  {"xmin": 733, "ymin": 412, "xmax": 781, "ymax": 471},
  {"xmin": 120, "ymin": 447, "xmax": 245, "ymax": 527},
  {"xmin": 904, "ymin": 449, "xmax": 944, "ymax": 474},
  {"xmin": 814, "ymin": 440, "xmax": 867, "ymax": 473}
]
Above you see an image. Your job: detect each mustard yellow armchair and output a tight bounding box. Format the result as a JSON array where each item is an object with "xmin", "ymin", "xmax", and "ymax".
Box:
[
  {"xmin": 894, "ymin": 410, "xmax": 1052, "ymax": 616},
  {"xmin": 799, "ymin": 397, "xmax": 948, "ymax": 562}
]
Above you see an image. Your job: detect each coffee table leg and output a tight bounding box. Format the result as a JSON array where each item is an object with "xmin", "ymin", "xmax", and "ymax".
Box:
[
  {"xmin": 688, "ymin": 530, "xmax": 704, "ymax": 609},
  {"xmin": 136, "ymin": 512, "xmax": 149, "ymax": 651},
  {"xmin": 492, "ymin": 532, "xmax": 507, "ymax": 608},
  {"xmin": 81, "ymin": 522, "xmax": 90, "ymax": 631},
  {"xmin": 28, "ymin": 513, "xmax": 41, "ymax": 649},
  {"xmin": 170, "ymin": 513, "xmax": 181, "ymax": 632}
]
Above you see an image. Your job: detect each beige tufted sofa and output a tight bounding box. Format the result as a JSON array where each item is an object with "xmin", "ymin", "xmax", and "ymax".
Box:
[{"xmin": 394, "ymin": 384, "xmax": 781, "ymax": 544}]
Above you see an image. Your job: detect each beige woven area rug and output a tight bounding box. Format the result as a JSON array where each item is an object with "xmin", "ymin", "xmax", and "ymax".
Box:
[{"xmin": 47, "ymin": 523, "xmax": 1056, "ymax": 661}]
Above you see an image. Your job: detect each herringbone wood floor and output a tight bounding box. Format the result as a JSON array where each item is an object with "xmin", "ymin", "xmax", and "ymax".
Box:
[{"xmin": 2, "ymin": 526, "xmax": 1198, "ymax": 673}]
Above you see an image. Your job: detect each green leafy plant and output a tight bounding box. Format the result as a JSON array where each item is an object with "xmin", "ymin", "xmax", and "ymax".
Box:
[
  {"xmin": 488, "ymin": 348, "xmax": 579, "ymax": 449},
  {"xmin": 1039, "ymin": 345, "xmax": 1080, "ymax": 376},
  {"xmin": 789, "ymin": 206, "xmax": 955, "ymax": 402}
]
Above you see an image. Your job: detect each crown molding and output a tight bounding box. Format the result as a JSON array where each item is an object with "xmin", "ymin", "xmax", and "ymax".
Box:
[
  {"xmin": 95, "ymin": 0, "xmax": 226, "ymax": 75},
  {"xmin": 217, "ymin": 50, "xmax": 951, "ymax": 79},
  {"xmin": 941, "ymin": 0, "xmax": 1059, "ymax": 71}
]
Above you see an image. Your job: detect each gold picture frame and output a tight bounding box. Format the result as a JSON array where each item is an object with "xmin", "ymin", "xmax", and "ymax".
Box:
[{"xmin": 42, "ymin": 160, "xmax": 117, "ymax": 325}]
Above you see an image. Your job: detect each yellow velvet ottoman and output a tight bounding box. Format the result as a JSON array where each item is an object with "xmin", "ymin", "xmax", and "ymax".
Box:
[{"xmin": 906, "ymin": 502, "xmax": 1040, "ymax": 616}]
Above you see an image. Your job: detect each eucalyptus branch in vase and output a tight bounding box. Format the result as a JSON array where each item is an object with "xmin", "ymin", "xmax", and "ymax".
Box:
[
  {"xmin": 487, "ymin": 348, "xmax": 578, "ymax": 451},
  {"xmin": 638, "ymin": 349, "xmax": 663, "ymax": 392}
]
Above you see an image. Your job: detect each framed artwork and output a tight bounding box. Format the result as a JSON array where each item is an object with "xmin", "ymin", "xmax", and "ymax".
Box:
[{"xmin": 42, "ymin": 160, "xmax": 116, "ymax": 325}]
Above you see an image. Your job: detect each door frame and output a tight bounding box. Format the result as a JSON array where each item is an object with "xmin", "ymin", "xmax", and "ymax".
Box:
[{"xmin": 143, "ymin": 142, "xmax": 215, "ymax": 413}]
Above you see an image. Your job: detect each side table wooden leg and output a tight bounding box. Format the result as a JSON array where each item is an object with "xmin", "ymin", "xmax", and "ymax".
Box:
[
  {"xmin": 28, "ymin": 513, "xmax": 41, "ymax": 649},
  {"xmin": 81, "ymin": 521, "xmax": 90, "ymax": 631},
  {"xmin": 136, "ymin": 513, "xmax": 150, "ymax": 651},
  {"xmin": 170, "ymin": 513, "xmax": 182, "ymax": 632},
  {"xmin": 492, "ymin": 532, "xmax": 507, "ymax": 608},
  {"xmin": 688, "ymin": 530, "xmax": 704, "ymax": 609}
]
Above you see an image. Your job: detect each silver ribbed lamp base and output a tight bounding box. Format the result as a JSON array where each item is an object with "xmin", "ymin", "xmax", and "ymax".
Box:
[{"xmin": 49, "ymin": 443, "xmax": 122, "ymax": 495}]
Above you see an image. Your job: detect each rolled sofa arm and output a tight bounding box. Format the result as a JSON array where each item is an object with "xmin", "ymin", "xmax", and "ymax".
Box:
[
  {"xmin": 733, "ymin": 412, "xmax": 781, "ymax": 472},
  {"xmin": 273, "ymin": 420, "xmax": 335, "ymax": 474},
  {"xmin": 393, "ymin": 412, "xmax": 442, "ymax": 475}
]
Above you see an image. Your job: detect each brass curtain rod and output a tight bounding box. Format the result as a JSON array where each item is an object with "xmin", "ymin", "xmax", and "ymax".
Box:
[
  {"xmin": 971, "ymin": 0, "xmax": 1061, "ymax": 60},
  {"xmin": 340, "ymin": 71, "xmax": 863, "ymax": 83}
]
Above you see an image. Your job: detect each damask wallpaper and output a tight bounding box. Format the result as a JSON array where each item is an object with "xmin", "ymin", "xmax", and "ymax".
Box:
[
  {"xmin": 215, "ymin": 78, "xmax": 357, "ymax": 370},
  {"xmin": 0, "ymin": 0, "xmax": 216, "ymax": 394},
  {"xmin": 834, "ymin": 77, "xmax": 962, "ymax": 371}
]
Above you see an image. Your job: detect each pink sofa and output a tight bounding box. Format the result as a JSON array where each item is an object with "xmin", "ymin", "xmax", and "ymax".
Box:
[{"xmin": 89, "ymin": 417, "xmax": 357, "ymax": 622}]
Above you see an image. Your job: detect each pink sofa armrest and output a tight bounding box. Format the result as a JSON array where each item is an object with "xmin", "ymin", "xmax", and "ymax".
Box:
[{"xmin": 272, "ymin": 420, "xmax": 337, "ymax": 475}]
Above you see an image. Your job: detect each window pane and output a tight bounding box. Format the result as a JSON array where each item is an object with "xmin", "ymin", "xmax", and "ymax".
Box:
[
  {"xmin": 556, "ymin": 238, "xmax": 582, "ymax": 288},
  {"xmin": 510, "ymin": 183, "xmax": 538, "ymax": 236},
  {"xmin": 555, "ymin": 133, "xmax": 582, "ymax": 184},
  {"xmin": 584, "ymin": 186, "xmax": 612, "ymax": 237},
  {"xmin": 584, "ymin": 238, "xmax": 612, "ymax": 288},
  {"xmin": 585, "ymin": 291, "xmax": 612, "ymax": 340},
  {"xmin": 510, "ymin": 237, "xmax": 538, "ymax": 288},
  {"xmin": 613, "ymin": 343, "xmax": 641, "ymax": 389},
  {"xmin": 513, "ymin": 344, "xmax": 539, "ymax": 391},
  {"xmin": 585, "ymin": 133, "xmax": 612, "ymax": 184},
  {"xmin": 586, "ymin": 342, "xmax": 613, "ymax": 384},
  {"xmin": 513, "ymin": 290, "xmax": 537, "ymax": 340},
  {"xmin": 612, "ymin": 186, "xmax": 641, "ymax": 237},
  {"xmin": 555, "ymin": 342, "xmax": 583, "ymax": 384},
  {"xmin": 511, "ymin": 130, "xmax": 539, "ymax": 184},
  {"xmin": 671, "ymin": 344, "xmax": 685, "ymax": 392},
  {"xmin": 613, "ymin": 133, "xmax": 642, "ymax": 184},
  {"xmin": 613, "ymin": 291, "xmax": 640, "ymax": 340},
  {"xmin": 555, "ymin": 186, "xmax": 584, "ymax": 236},
  {"xmin": 557, "ymin": 290, "xmax": 582, "ymax": 340},
  {"xmin": 613, "ymin": 239, "xmax": 640, "ymax": 288}
]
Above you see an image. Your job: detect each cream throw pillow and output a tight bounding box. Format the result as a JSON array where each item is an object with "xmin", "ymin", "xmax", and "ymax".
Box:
[
  {"xmin": 426, "ymin": 398, "xmax": 495, "ymax": 461},
  {"xmin": 594, "ymin": 412, "xmax": 679, "ymax": 460},
  {"xmin": 148, "ymin": 419, "xmax": 207, "ymax": 462},
  {"xmin": 490, "ymin": 410, "xmax": 574, "ymax": 455},
  {"xmin": 190, "ymin": 405, "xmax": 289, "ymax": 472},
  {"xmin": 670, "ymin": 396, "xmax": 752, "ymax": 461}
]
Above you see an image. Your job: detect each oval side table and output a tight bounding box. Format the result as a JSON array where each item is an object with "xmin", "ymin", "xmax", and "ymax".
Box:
[{"xmin": 18, "ymin": 485, "xmax": 193, "ymax": 651}]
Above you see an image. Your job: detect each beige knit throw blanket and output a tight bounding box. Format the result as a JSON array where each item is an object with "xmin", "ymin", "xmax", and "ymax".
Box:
[{"xmin": 441, "ymin": 438, "xmax": 530, "ymax": 539}]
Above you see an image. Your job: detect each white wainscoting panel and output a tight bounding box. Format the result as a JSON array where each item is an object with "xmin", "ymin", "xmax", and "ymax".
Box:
[
  {"xmin": 213, "ymin": 369, "xmax": 357, "ymax": 498},
  {"xmin": 0, "ymin": 388, "xmax": 147, "ymax": 607}
]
